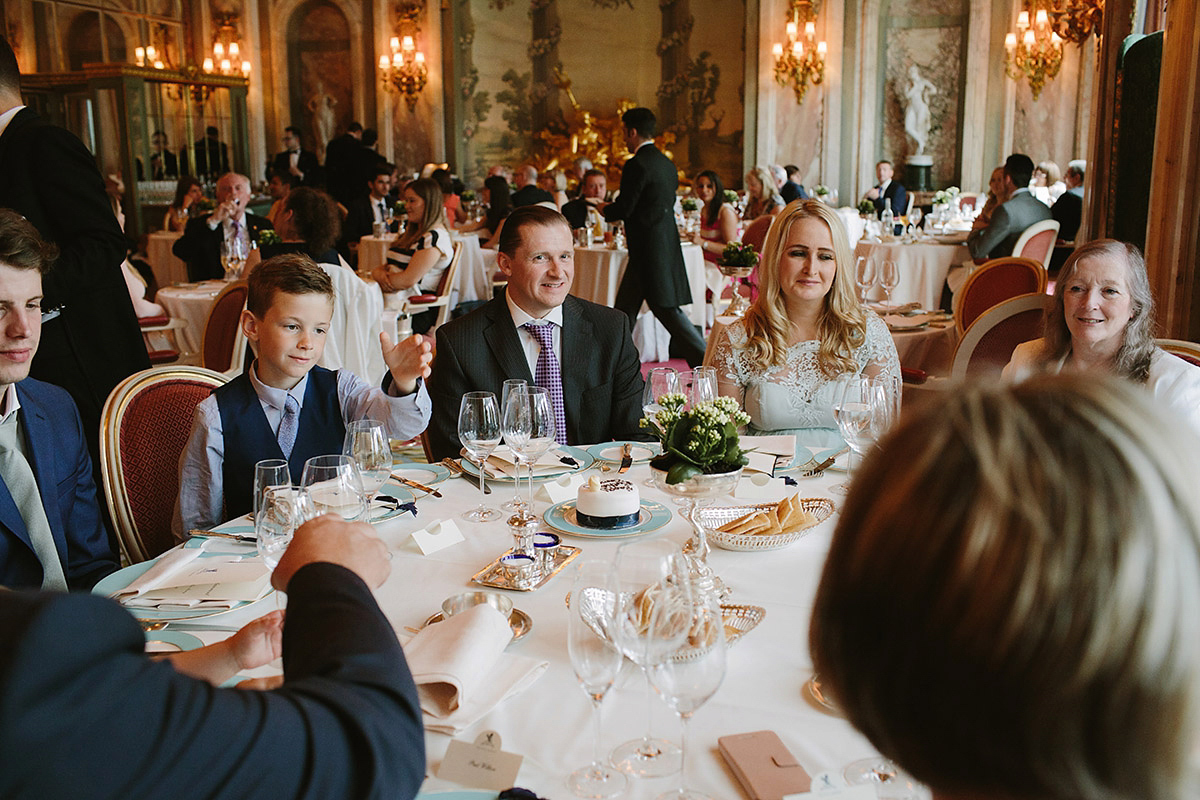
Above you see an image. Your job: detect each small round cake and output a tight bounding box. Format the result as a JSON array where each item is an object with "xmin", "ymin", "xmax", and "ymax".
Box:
[{"xmin": 576, "ymin": 476, "xmax": 641, "ymax": 529}]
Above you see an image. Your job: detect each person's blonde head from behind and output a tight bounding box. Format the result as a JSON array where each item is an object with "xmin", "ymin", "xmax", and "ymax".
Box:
[
  {"xmin": 811, "ymin": 375, "xmax": 1200, "ymax": 800},
  {"xmin": 742, "ymin": 199, "xmax": 866, "ymax": 376},
  {"xmin": 745, "ymin": 166, "xmax": 777, "ymax": 202}
]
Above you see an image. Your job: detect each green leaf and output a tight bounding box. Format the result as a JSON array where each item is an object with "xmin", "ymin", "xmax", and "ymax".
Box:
[{"xmin": 667, "ymin": 462, "xmax": 702, "ymax": 484}]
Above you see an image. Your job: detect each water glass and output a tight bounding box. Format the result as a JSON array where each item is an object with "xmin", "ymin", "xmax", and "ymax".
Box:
[
  {"xmin": 300, "ymin": 454, "xmax": 369, "ymax": 521},
  {"xmin": 510, "ymin": 387, "xmax": 554, "ymax": 509},
  {"xmin": 253, "ymin": 459, "xmax": 291, "ymax": 521},
  {"xmin": 832, "ymin": 375, "xmax": 889, "ymax": 495},
  {"xmin": 256, "ymin": 485, "xmax": 315, "ymax": 571},
  {"xmin": 342, "ymin": 419, "xmax": 390, "ymax": 505},
  {"xmin": 854, "ymin": 256, "xmax": 877, "ymax": 304},
  {"xmin": 880, "ymin": 259, "xmax": 900, "ymax": 310},
  {"xmin": 687, "ymin": 367, "xmax": 717, "ymax": 407},
  {"xmin": 459, "ymin": 391, "xmax": 502, "ymax": 522}
]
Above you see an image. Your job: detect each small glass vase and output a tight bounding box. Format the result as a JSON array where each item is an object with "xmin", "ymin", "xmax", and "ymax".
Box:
[
  {"xmin": 717, "ymin": 264, "xmax": 753, "ymax": 317},
  {"xmin": 650, "ymin": 466, "xmax": 741, "ymax": 599}
]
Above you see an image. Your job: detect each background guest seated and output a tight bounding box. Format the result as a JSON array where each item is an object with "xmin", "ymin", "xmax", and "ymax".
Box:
[
  {"xmin": 711, "ymin": 199, "xmax": 899, "ymax": 446},
  {"xmin": 163, "ymin": 176, "xmax": 204, "ymax": 233},
  {"xmin": 370, "ymin": 177, "xmax": 454, "ymax": 334},
  {"xmin": 456, "ymin": 174, "xmax": 512, "ymax": 249},
  {"xmin": 742, "ymin": 165, "xmax": 785, "ymax": 221},
  {"xmin": 263, "ymin": 186, "xmax": 344, "ymax": 267},
  {"xmin": 862, "ymin": 159, "xmax": 907, "ymax": 219},
  {"xmin": 811, "ymin": 374, "xmax": 1200, "ymax": 800},
  {"xmin": 561, "ymin": 168, "xmax": 608, "ymax": 231},
  {"xmin": 172, "ymin": 172, "xmax": 273, "ymax": 282},
  {"xmin": 966, "ymin": 153, "xmax": 1051, "ymax": 261}
]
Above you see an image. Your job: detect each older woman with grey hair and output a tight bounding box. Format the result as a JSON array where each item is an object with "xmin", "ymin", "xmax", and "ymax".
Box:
[
  {"xmin": 811, "ymin": 374, "xmax": 1200, "ymax": 800},
  {"xmin": 1003, "ymin": 238, "xmax": 1200, "ymax": 432}
]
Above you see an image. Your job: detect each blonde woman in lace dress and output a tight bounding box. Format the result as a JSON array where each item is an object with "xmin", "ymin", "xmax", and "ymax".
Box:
[{"xmin": 711, "ymin": 199, "xmax": 900, "ymax": 446}]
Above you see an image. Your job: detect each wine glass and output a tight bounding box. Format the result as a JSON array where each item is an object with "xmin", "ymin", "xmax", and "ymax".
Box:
[
  {"xmin": 300, "ymin": 454, "xmax": 369, "ymax": 521},
  {"xmin": 843, "ymin": 758, "xmax": 927, "ymax": 799},
  {"xmin": 687, "ymin": 367, "xmax": 717, "ymax": 408},
  {"xmin": 458, "ymin": 391, "xmax": 503, "ymax": 523},
  {"xmin": 221, "ymin": 235, "xmax": 246, "ymax": 281},
  {"xmin": 253, "ymin": 459, "xmax": 290, "ymax": 522},
  {"xmin": 854, "ymin": 256, "xmax": 877, "ymax": 305},
  {"xmin": 832, "ymin": 375, "xmax": 888, "ymax": 495},
  {"xmin": 879, "ymin": 259, "xmax": 900, "ymax": 311},
  {"xmin": 500, "ymin": 378, "xmax": 528, "ymax": 512},
  {"xmin": 566, "ymin": 561, "xmax": 629, "ymax": 799},
  {"xmin": 642, "ymin": 368, "xmax": 680, "ymax": 486},
  {"xmin": 909, "ymin": 207, "xmax": 923, "ymax": 233},
  {"xmin": 610, "ymin": 539, "xmax": 690, "ymax": 777},
  {"xmin": 256, "ymin": 485, "xmax": 315, "ymax": 609},
  {"xmin": 509, "ymin": 386, "xmax": 554, "ymax": 510},
  {"xmin": 649, "ymin": 583, "xmax": 727, "ymax": 800},
  {"xmin": 342, "ymin": 419, "xmax": 390, "ymax": 509}
]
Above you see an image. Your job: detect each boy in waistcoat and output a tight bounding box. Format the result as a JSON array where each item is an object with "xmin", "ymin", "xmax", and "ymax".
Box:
[{"xmin": 174, "ymin": 253, "xmax": 432, "ymax": 536}]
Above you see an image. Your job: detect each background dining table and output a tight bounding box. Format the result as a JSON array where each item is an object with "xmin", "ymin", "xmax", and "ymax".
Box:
[
  {"xmin": 154, "ymin": 279, "xmax": 227, "ymax": 354},
  {"xmin": 146, "ymin": 230, "xmax": 188, "ymax": 288},
  {"xmin": 127, "ymin": 455, "xmax": 902, "ymax": 800},
  {"xmin": 854, "ymin": 236, "xmax": 970, "ymax": 311}
]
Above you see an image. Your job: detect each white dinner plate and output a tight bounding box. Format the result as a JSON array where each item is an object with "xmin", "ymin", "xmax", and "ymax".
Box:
[{"xmin": 584, "ymin": 441, "xmax": 661, "ymax": 464}]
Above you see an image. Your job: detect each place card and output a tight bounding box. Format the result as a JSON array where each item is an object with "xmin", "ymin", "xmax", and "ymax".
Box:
[
  {"xmin": 735, "ymin": 473, "xmax": 791, "ymax": 501},
  {"xmin": 437, "ymin": 729, "xmax": 523, "ymax": 790},
  {"xmin": 540, "ymin": 473, "xmax": 586, "ymax": 504},
  {"xmin": 744, "ymin": 450, "xmax": 779, "ymax": 476},
  {"xmin": 410, "ymin": 518, "xmax": 465, "ymax": 556}
]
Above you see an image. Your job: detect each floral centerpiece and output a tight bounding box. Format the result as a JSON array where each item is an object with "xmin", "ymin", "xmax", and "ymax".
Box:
[
  {"xmin": 641, "ymin": 394, "xmax": 750, "ymax": 484},
  {"xmin": 680, "ymin": 196, "xmax": 700, "ymax": 212},
  {"xmin": 932, "ymin": 186, "xmax": 961, "ymax": 206},
  {"xmin": 857, "ymin": 198, "xmax": 875, "ymax": 216},
  {"xmin": 813, "ymin": 185, "xmax": 831, "ymax": 201},
  {"xmin": 723, "ymin": 189, "xmax": 739, "ymax": 205},
  {"xmin": 392, "ymin": 200, "xmax": 407, "ymax": 217},
  {"xmin": 256, "ymin": 229, "xmax": 281, "ymax": 246},
  {"xmin": 717, "ymin": 242, "xmax": 759, "ymax": 316},
  {"xmin": 461, "ymin": 189, "xmax": 477, "ymax": 203}
]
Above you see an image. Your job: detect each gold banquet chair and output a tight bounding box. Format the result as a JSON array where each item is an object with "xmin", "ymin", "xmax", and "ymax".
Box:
[
  {"xmin": 201, "ymin": 280, "xmax": 249, "ymax": 375},
  {"xmin": 401, "ymin": 240, "xmax": 465, "ymax": 334},
  {"xmin": 100, "ymin": 366, "xmax": 230, "ymax": 564}
]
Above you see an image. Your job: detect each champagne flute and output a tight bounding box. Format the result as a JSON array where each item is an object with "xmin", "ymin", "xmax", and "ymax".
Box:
[
  {"xmin": 459, "ymin": 391, "xmax": 503, "ymax": 522},
  {"xmin": 502, "ymin": 386, "xmax": 533, "ymax": 514},
  {"xmin": 643, "ymin": 368, "xmax": 680, "ymax": 486},
  {"xmin": 649, "ymin": 584, "xmax": 727, "ymax": 800},
  {"xmin": 855, "ymin": 256, "xmax": 877, "ymax": 305},
  {"xmin": 880, "ymin": 259, "xmax": 900, "ymax": 311},
  {"xmin": 687, "ymin": 367, "xmax": 717, "ymax": 408},
  {"xmin": 510, "ymin": 386, "xmax": 554, "ymax": 510},
  {"xmin": 566, "ymin": 561, "xmax": 629, "ymax": 799},
  {"xmin": 610, "ymin": 538, "xmax": 690, "ymax": 777},
  {"xmin": 832, "ymin": 375, "xmax": 887, "ymax": 495},
  {"xmin": 500, "ymin": 378, "xmax": 528, "ymax": 512},
  {"xmin": 342, "ymin": 419, "xmax": 390, "ymax": 509},
  {"xmin": 253, "ymin": 459, "xmax": 291, "ymax": 522},
  {"xmin": 300, "ymin": 454, "xmax": 369, "ymax": 521}
]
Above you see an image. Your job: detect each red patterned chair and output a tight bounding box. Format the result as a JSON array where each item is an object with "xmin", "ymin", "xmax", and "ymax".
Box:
[
  {"xmin": 1157, "ymin": 338, "xmax": 1200, "ymax": 368},
  {"xmin": 954, "ymin": 257, "xmax": 1047, "ymax": 336},
  {"xmin": 1012, "ymin": 219, "xmax": 1060, "ymax": 267},
  {"xmin": 100, "ymin": 366, "xmax": 230, "ymax": 563},
  {"xmin": 951, "ymin": 293, "xmax": 1047, "ymax": 379},
  {"xmin": 201, "ymin": 280, "xmax": 248, "ymax": 374}
]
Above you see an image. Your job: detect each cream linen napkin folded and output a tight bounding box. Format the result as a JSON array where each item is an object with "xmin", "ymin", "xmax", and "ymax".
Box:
[
  {"xmin": 115, "ymin": 551, "xmax": 271, "ymax": 609},
  {"xmin": 402, "ymin": 604, "xmax": 548, "ymax": 735},
  {"xmin": 112, "ymin": 549, "xmax": 203, "ymax": 600},
  {"xmin": 485, "ymin": 446, "xmax": 572, "ymax": 478}
]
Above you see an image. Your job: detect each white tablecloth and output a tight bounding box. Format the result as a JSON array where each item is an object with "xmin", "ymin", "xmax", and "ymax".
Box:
[
  {"xmin": 572, "ymin": 243, "xmax": 706, "ymax": 363},
  {"xmin": 853, "ymin": 240, "xmax": 970, "ymax": 310},
  {"xmin": 156, "ymin": 280, "xmax": 226, "ymax": 354},
  {"xmin": 359, "ymin": 232, "xmax": 497, "ymax": 310},
  {"xmin": 147, "ymin": 230, "xmax": 187, "ymax": 288},
  {"xmin": 194, "ymin": 459, "xmax": 883, "ymax": 799}
]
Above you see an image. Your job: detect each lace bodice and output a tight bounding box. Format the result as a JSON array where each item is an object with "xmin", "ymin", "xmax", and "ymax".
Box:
[{"xmin": 711, "ymin": 313, "xmax": 900, "ymax": 446}]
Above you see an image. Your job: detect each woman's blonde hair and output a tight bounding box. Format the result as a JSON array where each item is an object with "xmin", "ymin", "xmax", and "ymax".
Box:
[
  {"xmin": 745, "ymin": 166, "xmax": 776, "ymax": 201},
  {"xmin": 811, "ymin": 375, "xmax": 1200, "ymax": 800},
  {"xmin": 741, "ymin": 199, "xmax": 866, "ymax": 375},
  {"xmin": 1036, "ymin": 160, "xmax": 1062, "ymax": 185},
  {"xmin": 1040, "ymin": 239, "xmax": 1156, "ymax": 382}
]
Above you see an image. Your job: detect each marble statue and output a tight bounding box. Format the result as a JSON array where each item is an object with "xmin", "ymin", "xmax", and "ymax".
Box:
[
  {"xmin": 308, "ymin": 82, "xmax": 336, "ymax": 160},
  {"xmin": 903, "ymin": 65, "xmax": 936, "ymax": 156}
]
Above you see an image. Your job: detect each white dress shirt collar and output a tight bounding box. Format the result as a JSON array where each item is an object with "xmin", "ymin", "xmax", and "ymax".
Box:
[
  {"xmin": 0, "ymin": 383, "xmax": 21, "ymax": 424},
  {"xmin": 0, "ymin": 105, "xmax": 26, "ymax": 140},
  {"xmin": 249, "ymin": 362, "xmax": 307, "ymax": 413},
  {"xmin": 505, "ymin": 289, "xmax": 564, "ymax": 328}
]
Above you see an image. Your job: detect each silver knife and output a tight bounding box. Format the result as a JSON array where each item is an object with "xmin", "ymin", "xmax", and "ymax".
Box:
[
  {"xmin": 618, "ymin": 442, "xmax": 633, "ymax": 474},
  {"xmin": 189, "ymin": 529, "xmax": 256, "ymax": 542}
]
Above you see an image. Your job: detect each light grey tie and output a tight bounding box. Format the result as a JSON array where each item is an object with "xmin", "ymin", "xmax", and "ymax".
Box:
[
  {"xmin": 277, "ymin": 394, "xmax": 300, "ymax": 459},
  {"xmin": 0, "ymin": 415, "xmax": 67, "ymax": 590}
]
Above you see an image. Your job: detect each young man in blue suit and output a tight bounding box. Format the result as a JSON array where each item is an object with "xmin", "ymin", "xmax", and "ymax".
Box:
[{"xmin": 0, "ymin": 210, "xmax": 118, "ymax": 591}]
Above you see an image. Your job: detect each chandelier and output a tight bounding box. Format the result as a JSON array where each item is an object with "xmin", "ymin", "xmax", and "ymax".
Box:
[
  {"xmin": 1005, "ymin": 0, "xmax": 1103, "ymax": 100},
  {"xmin": 203, "ymin": 12, "xmax": 250, "ymax": 77},
  {"xmin": 134, "ymin": 44, "xmax": 164, "ymax": 70},
  {"xmin": 771, "ymin": 1, "xmax": 826, "ymax": 105},
  {"xmin": 379, "ymin": 35, "xmax": 428, "ymax": 111}
]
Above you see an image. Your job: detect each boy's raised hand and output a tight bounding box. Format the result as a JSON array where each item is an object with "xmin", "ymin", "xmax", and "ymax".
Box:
[{"xmin": 381, "ymin": 330, "xmax": 433, "ymax": 395}]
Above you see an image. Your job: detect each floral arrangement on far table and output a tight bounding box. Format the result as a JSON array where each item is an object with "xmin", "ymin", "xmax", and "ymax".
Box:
[
  {"xmin": 681, "ymin": 196, "xmax": 700, "ymax": 212},
  {"xmin": 256, "ymin": 229, "xmax": 281, "ymax": 246},
  {"xmin": 718, "ymin": 241, "xmax": 759, "ymax": 268},
  {"xmin": 932, "ymin": 186, "xmax": 961, "ymax": 205},
  {"xmin": 641, "ymin": 394, "xmax": 750, "ymax": 484},
  {"xmin": 857, "ymin": 199, "xmax": 876, "ymax": 216},
  {"xmin": 392, "ymin": 200, "xmax": 407, "ymax": 217},
  {"xmin": 723, "ymin": 189, "xmax": 739, "ymax": 205}
]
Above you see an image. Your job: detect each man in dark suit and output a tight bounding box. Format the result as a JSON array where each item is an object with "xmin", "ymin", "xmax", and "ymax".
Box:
[
  {"xmin": 343, "ymin": 162, "xmax": 396, "ymax": 246},
  {"xmin": 1051, "ymin": 160, "xmax": 1085, "ymax": 242},
  {"xmin": 324, "ymin": 121, "xmax": 363, "ymax": 208},
  {"xmin": 863, "ymin": 159, "xmax": 907, "ymax": 218},
  {"xmin": 0, "ymin": 210, "xmax": 118, "ymax": 591},
  {"xmin": 967, "ymin": 153, "xmax": 1053, "ymax": 260},
  {"xmin": 602, "ymin": 107, "xmax": 707, "ymax": 367},
  {"xmin": 182, "ymin": 125, "xmax": 230, "ymax": 179},
  {"xmin": 267, "ymin": 125, "xmax": 322, "ymax": 188},
  {"xmin": 427, "ymin": 206, "xmax": 645, "ymax": 460},
  {"xmin": 148, "ymin": 130, "xmax": 178, "ymax": 180},
  {"xmin": 0, "ymin": 37, "xmax": 149, "ymax": 492},
  {"xmin": 0, "ymin": 516, "xmax": 426, "ymax": 800},
  {"xmin": 561, "ymin": 168, "xmax": 606, "ymax": 229},
  {"xmin": 510, "ymin": 163, "xmax": 555, "ymax": 207},
  {"xmin": 781, "ymin": 164, "xmax": 809, "ymax": 203},
  {"xmin": 173, "ymin": 172, "xmax": 273, "ymax": 281}
]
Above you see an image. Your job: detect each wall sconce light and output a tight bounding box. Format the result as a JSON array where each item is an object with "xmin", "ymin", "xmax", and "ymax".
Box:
[
  {"xmin": 134, "ymin": 44, "xmax": 165, "ymax": 70},
  {"xmin": 379, "ymin": 3, "xmax": 428, "ymax": 111},
  {"xmin": 772, "ymin": 1, "xmax": 826, "ymax": 105}
]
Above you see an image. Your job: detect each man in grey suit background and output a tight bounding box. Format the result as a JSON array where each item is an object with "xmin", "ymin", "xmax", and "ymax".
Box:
[
  {"xmin": 426, "ymin": 206, "xmax": 645, "ymax": 461},
  {"xmin": 602, "ymin": 107, "xmax": 707, "ymax": 367},
  {"xmin": 967, "ymin": 153, "xmax": 1052, "ymax": 260}
]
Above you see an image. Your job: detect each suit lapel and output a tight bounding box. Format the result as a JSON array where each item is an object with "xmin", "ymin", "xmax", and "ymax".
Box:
[
  {"xmin": 560, "ymin": 297, "xmax": 592, "ymax": 440},
  {"xmin": 17, "ymin": 387, "xmax": 66, "ymax": 548},
  {"xmin": 482, "ymin": 299, "xmax": 534, "ymax": 383}
]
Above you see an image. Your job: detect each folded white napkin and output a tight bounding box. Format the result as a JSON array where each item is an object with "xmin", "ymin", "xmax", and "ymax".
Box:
[
  {"xmin": 112, "ymin": 549, "xmax": 202, "ymax": 599},
  {"xmin": 486, "ymin": 446, "xmax": 571, "ymax": 477},
  {"xmin": 403, "ymin": 604, "xmax": 548, "ymax": 735},
  {"xmin": 115, "ymin": 552, "xmax": 271, "ymax": 608},
  {"xmin": 740, "ymin": 435, "xmax": 797, "ymax": 457}
]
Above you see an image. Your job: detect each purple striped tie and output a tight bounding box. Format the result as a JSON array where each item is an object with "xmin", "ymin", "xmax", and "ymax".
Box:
[{"xmin": 523, "ymin": 322, "xmax": 567, "ymax": 443}]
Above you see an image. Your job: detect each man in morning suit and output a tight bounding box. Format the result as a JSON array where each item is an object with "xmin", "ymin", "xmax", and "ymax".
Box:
[
  {"xmin": 602, "ymin": 107, "xmax": 707, "ymax": 367},
  {"xmin": 0, "ymin": 36, "xmax": 149, "ymax": 490},
  {"xmin": 173, "ymin": 172, "xmax": 274, "ymax": 281},
  {"xmin": 426, "ymin": 205, "xmax": 645, "ymax": 461},
  {"xmin": 0, "ymin": 210, "xmax": 118, "ymax": 591},
  {"xmin": 862, "ymin": 159, "xmax": 908, "ymax": 219},
  {"xmin": 967, "ymin": 153, "xmax": 1053, "ymax": 260},
  {"xmin": 0, "ymin": 515, "xmax": 426, "ymax": 800},
  {"xmin": 324, "ymin": 120, "xmax": 363, "ymax": 208},
  {"xmin": 268, "ymin": 125, "xmax": 322, "ymax": 188}
]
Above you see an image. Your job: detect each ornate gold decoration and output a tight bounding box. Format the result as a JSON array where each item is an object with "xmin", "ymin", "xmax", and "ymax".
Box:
[
  {"xmin": 204, "ymin": 12, "xmax": 249, "ymax": 77},
  {"xmin": 1004, "ymin": 0, "xmax": 1100, "ymax": 100},
  {"xmin": 379, "ymin": 2, "xmax": 428, "ymax": 111},
  {"xmin": 771, "ymin": 0, "xmax": 826, "ymax": 105},
  {"xmin": 1047, "ymin": 0, "xmax": 1104, "ymax": 44}
]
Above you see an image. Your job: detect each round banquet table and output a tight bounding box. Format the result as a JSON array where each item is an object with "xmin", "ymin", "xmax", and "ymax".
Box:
[
  {"xmin": 572, "ymin": 243, "xmax": 706, "ymax": 363},
  {"xmin": 162, "ymin": 458, "xmax": 892, "ymax": 799},
  {"xmin": 147, "ymin": 230, "xmax": 188, "ymax": 288},
  {"xmin": 854, "ymin": 238, "xmax": 970, "ymax": 311},
  {"xmin": 359, "ymin": 231, "xmax": 497, "ymax": 308},
  {"xmin": 155, "ymin": 280, "xmax": 227, "ymax": 354}
]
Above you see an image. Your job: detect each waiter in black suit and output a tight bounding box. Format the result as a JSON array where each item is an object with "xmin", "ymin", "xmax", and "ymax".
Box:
[
  {"xmin": 0, "ymin": 516, "xmax": 426, "ymax": 800},
  {"xmin": 0, "ymin": 36, "xmax": 149, "ymax": 479},
  {"xmin": 324, "ymin": 121, "xmax": 363, "ymax": 208},
  {"xmin": 267, "ymin": 126, "xmax": 322, "ymax": 188},
  {"xmin": 427, "ymin": 206, "xmax": 645, "ymax": 460},
  {"xmin": 148, "ymin": 130, "xmax": 179, "ymax": 180},
  {"xmin": 173, "ymin": 172, "xmax": 274, "ymax": 281},
  {"xmin": 182, "ymin": 125, "xmax": 230, "ymax": 179},
  {"xmin": 602, "ymin": 107, "xmax": 707, "ymax": 367},
  {"xmin": 863, "ymin": 159, "xmax": 908, "ymax": 219}
]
